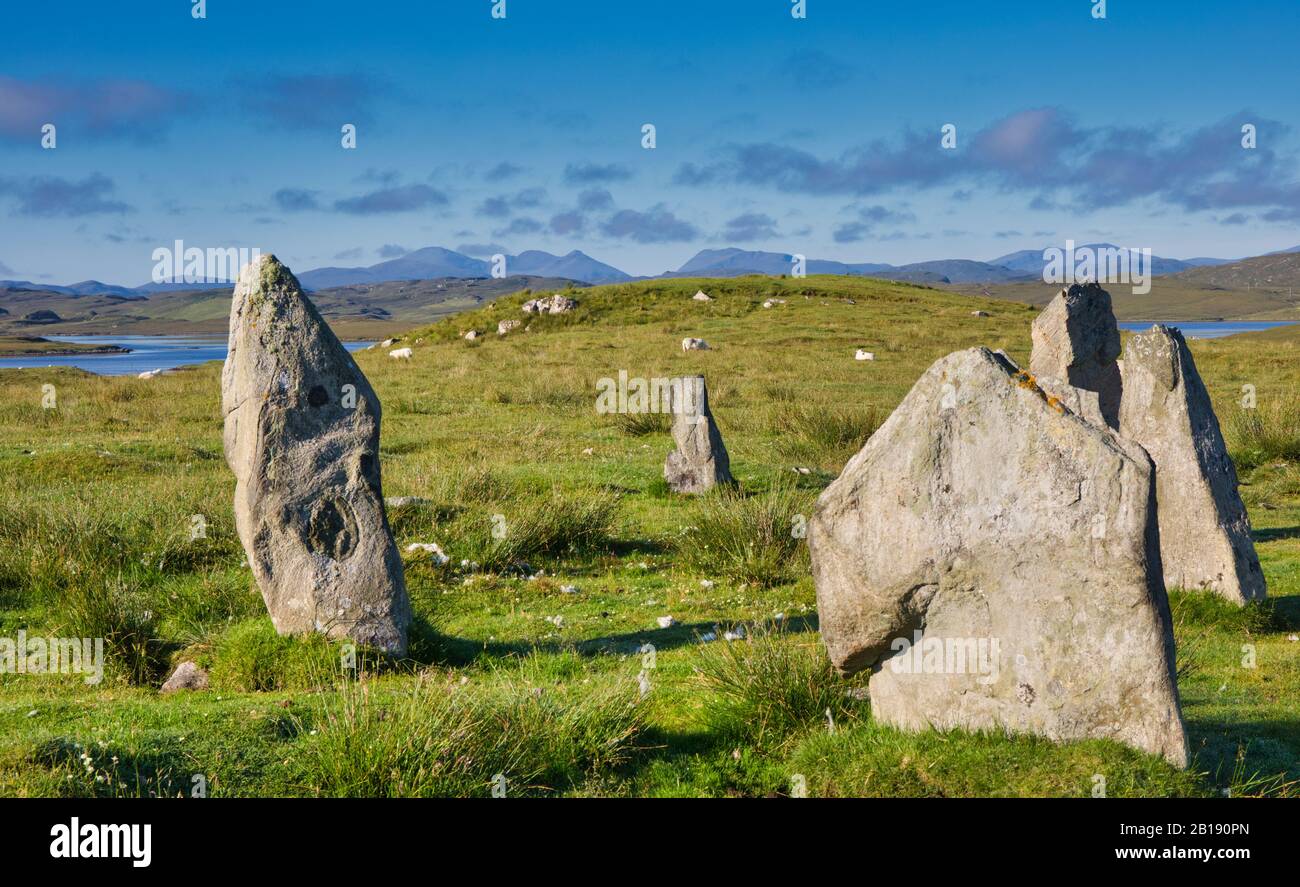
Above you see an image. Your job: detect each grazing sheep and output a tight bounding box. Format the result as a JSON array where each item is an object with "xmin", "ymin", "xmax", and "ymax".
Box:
[{"xmin": 389, "ymin": 347, "xmax": 413, "ymax": 359}]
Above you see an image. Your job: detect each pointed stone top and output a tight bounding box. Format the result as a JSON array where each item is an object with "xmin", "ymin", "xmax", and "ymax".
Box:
[
  {"xmin": 1030, "ymin": 282, "xmax": 1123, "ymax": 428},
  {"xmin": 235, "ymin": 253, "xmax": 300, "ymax": 296}
]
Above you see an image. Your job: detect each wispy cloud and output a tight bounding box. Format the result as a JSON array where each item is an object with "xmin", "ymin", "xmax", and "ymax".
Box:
[
  {"xmin": 333, "ymin": 184, "xmax": 448, "ymax": 215},
  {"xmin": 236, "ymin": 73, "xmax": 390, "ymax": 129},
  {"xmin": 601, "ymin": 204, "xmax": 699, "ymax": 243},
  {"xmin": 0, "ymin": 76, "xmax": 191, "ymax": 142},
  {"xmin": 564, "ymin": 162, "xmax": 634, "ymax": 186},
  {"xmin": 0, "ymin": 173, "xmax": 131, "ymax": 216}
]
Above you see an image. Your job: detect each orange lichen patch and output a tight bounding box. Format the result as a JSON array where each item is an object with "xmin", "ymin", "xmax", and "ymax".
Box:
[
  {"xmin": 1011, "ymin": 370, "xmax": 1041, "ymax": 392},
  {"xmin": 1045, "ymin": 394, "xmax": 1066, "ymax": 414}
]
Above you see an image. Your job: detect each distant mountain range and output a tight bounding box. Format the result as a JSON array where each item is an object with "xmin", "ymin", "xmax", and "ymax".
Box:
[{"xmin": 9, "ymin": 242, "xmax": 1298, "ymax": 296}]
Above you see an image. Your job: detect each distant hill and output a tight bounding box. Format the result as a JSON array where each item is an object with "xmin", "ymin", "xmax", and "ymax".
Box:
[
  {"xmin": 1165, "ymin": 251, "xmax": 1300, "ymax": 291},
  {"xmin": 299, "ymin": 247, "xmax": 628, "ymax": 289},
  {"xmin": 989, "ymin": 243, "xmax": 1231, "ymax": 278},
  {"xmin": 668, "ymin": 249, "xmax": 1026, "ymax": 284}
]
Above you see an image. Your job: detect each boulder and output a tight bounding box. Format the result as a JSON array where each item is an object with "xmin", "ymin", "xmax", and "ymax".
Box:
[
  {"xmin": 160, "ymin": 661, "xmax": 208, "ymax": 693},
  {"xmin": 692, "ymin": 290, "xmax": 713, "ymax": 302},
  {"xmin": 498, "ymin": 319, "xmax": 521, "ymax": 336},
  {"xmin": 855, "ymin": 350, "xmax": 875, "ymax": 361},
  {"xmin": 521, "ymin": 294, "xmax": 577, "ymax": 315},
  {"xmin": 681, "ymin": 337, "xmax": 710, "ymax": 352},
  {"xmin": 664, "ymin": 375, "xmax": 732, "ymax": 494},
  {"xmin": 222, "ymin": 255, "xmax": 411, "ymax": 655},
  {"xmin": 1119, "ymin": 325, "xmax": 1266, "ymax": 603},
  {"xmin": 809, "ymin": 347, "xmax": 1187, "ymax": 767},
  {"xmin": 1030, "ymin": 283, "xmax": 1123, "ymax": 428}
]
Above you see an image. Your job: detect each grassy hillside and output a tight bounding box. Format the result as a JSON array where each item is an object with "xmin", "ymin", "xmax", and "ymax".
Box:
[{"xmin": 0, "ymin": 274, "xmax": 1295, "ymax": 797}]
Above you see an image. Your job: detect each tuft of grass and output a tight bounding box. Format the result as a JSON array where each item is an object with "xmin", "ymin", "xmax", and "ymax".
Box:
[
  {"xmin": 769, "ymin": 403, "xmax": 881, "ymax": 469},
  {"xmin": 693, "ymin": 623, "xmax": 863, "ymax": 747},
  {"xmin": 612, "ymin": 411, "xmax": 670, "ymax": 436},
  {"xmin": 679, "ymin": 480, "xmax": 812, "ymax": 586},
  {"xmin": 1225, "ymin": 397, "xmax": 1300, "ymax": 470},
  {"xmin": 458, "ymin": 488, "xmax": 621, "ymax": 570},
  {"xmin": 297, "ymin": 671, "xmax": 643, "ymax": 797},
  {"xmin": 208, "ymin": 618, "xmax": 339, "ymax": 692}
]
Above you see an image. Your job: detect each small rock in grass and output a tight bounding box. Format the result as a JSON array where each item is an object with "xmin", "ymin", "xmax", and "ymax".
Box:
[
  {"xmin": 657, "ymin": 616, "xmax": 676, "ymax": 629},
  {"xmin": 855, "ymin": 349, "xmax": 875, "ymax": 361},
  {"xmin": 723, "ymin": 626, "xmax": 746, "ymax": 641},
  {"xmin": 161, "ymin": 662, "xmax": 209, "ymax": 694},
  {"xmin": 700, "ymin": 579, "xmax": 715, "ymax": 589},
  {"xmin": 560, "ymin": 584, "xmax": 579, "ymax": 594},
  {"xmin": 692, "ymin": 290, "xmax": 713, "ymax": 302},
  {"xmin": 681, "ymin": 337, "xmax": 710, "ymax": 352}
]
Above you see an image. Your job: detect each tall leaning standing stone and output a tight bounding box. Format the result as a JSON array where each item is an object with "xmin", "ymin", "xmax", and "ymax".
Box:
[
  {"xmin": 1119, "ymin": 325, "xmax": 1266, "ymax": 603},
  {"xmin": 222, "ymin": 255, "xmax": 411, "ymax": 654},
  {"xmin": 663, "ymin": 375, "xmax": 732, "ymax": 493},
  {"xmin": 1030, "ymin": 282, "xmax": 1123, "ymax": 429},
  {"xmin": 809, "ymin": 347, "xmax": 1187, "ymax": 767}
]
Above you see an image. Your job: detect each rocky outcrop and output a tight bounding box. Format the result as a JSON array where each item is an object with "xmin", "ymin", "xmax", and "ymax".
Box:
[
  {"xmin": 809, "ymin": 347, "xmax": 1187, "ymax": 767},
  {"xmin": 222, "ymin": 255, "xmax": 411, "ymax": 655},
  {"xmin": 664, "ymin": 375, "xmax": 732, "ymax": 494},
  {"xmin": 1030, "ymin": 283, "xmax": 1123, "ymax": 429},
  {"xmin": 1119, "ymin": 325, "xmax": 1266, "ymax": 603},
  {"xmin": 522, "ymin": 294, "xmax": 576, "ymax": 314}
]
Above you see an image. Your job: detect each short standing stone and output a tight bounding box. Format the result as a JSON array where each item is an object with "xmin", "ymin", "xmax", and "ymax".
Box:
[
  {"xmin": 809, "ymin": 347, "xmax": 1187, "ymax": 767},
  {"xmin": 692, "ymin": 290, "xmax": 713, "ymax": 302},
  {"xmin": 161, "ymin": 661, "xmax": 208, "ymax": 693},
  {"xmin": 664, "ymin": 375, "xmax": 733, "ymax": 494},
  {"xmin": 1119, "ymin": 325, "xmax": 1266, "ymax": 603},
  {"xmin": 222, "ymin": 255, "xmax": 411, "ymax": 655},
  {"xmin": 1030, "ymin": 283, "xmax": 1123, "ymax": 428}
]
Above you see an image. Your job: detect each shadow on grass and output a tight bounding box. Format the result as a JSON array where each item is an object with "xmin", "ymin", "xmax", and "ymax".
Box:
[
  {"xmin": 410, "ymin": 613, "xmax": 819, "ymax": 668},
  {"xmin": 1253, "ymin": 525, "xmax": 1300, "ymax": 543}
]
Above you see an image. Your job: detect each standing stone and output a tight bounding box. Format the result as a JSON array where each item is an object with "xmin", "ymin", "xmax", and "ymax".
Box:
[
  {"xmin": 222, "ymin": 255, "xmax": 411, "ymax": 655},
  {"xmin": 1119, "ymin": 325, "xmax": 1266, "ymax": 603},
  {"xmin": 664, "ymin": 376, "xmax": 733, "ymax": 494},
  {"xmin": 1030, "ymin": 283, "xmax": 1123, "ymax": 428},
  {"xmin": 809, "ymin": 347, "xmax": 1187, "ymax": 767}
]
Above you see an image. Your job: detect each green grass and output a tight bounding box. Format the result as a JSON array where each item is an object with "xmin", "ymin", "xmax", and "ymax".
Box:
[{"xmin": 0, "ymin": 273, "xmax": 1297, "ymax": 796}]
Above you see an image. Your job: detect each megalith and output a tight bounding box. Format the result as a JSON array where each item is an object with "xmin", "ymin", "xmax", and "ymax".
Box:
[
  {"xmin": 1119, "ymin": 325, "xmax": 1266, "ymax": 603},
  {"xmin": 1030, "ymin": 283, "xmax": 1123, "ymax": 428},
  {"xmin": 808, "ymin": 347, "xmax": 1188, "ymax": 767},
  {"xmin": 663, "ymin": 375, "xmax": 733, "ymax": 494},
  {"xmin": 222, "ymin": 255, "xmax": 411, "ymax": 655}
]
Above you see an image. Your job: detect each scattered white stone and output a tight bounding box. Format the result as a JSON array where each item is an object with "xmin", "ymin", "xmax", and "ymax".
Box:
[
  {"xmin": 464, "ymin": 330, "xmax": 480, "ymax": 340},
  {"xmin": 681, "ymin": 337, "xmax": 711, "ymax": 352},
  {"xmin": 581, "ymin": 447, "xmax": 594, "ymax": 456},
  {"xmin": 498, "ymin": 319, "xmax": 522, "ymax": 336},
  {"xmin": 855, "ymin": 350, "xmax": 875, "ymax": 361},
  {"xmin": 657, "ymin": 616, "xmax": 677, "ymax": 629},
  {"xmin": 560, "ymin": 584, "xmax": 578, "ymax": 594},
  {"xmin": 762, "ymin": 298, "xmax": 786, "ymax": 309},
  {"xmin": 692, "ymin": 290, "xmax": 713, "ymax": 302},
  {"xmin": 26, "ymin": 710, "xmax": 37, "ymax": 718},
  {"xmin": 971, "ymin": 310, "xmax": 990, "ymax": 317},
  {"xmin": 792, "ymin": 466, "xmax": 812, "ymax": 475},
  {"xmin": 385, "ymin": 496, "xmax": 428, "ymax": 508},
  {"xmin": 137, "ymin": 368, "xmax": 163, "ymax": 379},
  {"xmin": 545, "ymin": 615, "xmax": 564, "ymax": 628},
  {"xmin": 724, "ymin": 625, "xmax": 747, "ymax": 641},
  {"xmin": 405, "ymin": 542, "xmax": 449, "ymax": 564},
  {"xmin": 700, "ymin": 579, "xmax": 715, "ymax": 589},
  {"xmin": 522, "ymin": 294, "xmax": 577, "ymax": 315},
  {"xmin": 389, "ymin": 347, "xmax": 413, "ymax": 359}
]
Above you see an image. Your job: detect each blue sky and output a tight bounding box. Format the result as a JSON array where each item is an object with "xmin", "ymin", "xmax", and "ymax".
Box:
[{"xmin": 2, "ymin": 0, "xmax": 1299, "ymax": 283}]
